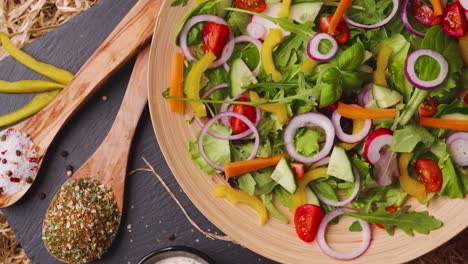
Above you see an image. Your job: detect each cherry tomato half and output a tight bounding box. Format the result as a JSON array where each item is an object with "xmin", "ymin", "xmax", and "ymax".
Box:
[
  {"xmin": 376, "ymin": 206, "xmax": 400, "ymax": 229},
  {"xmin": 291, "ymin": 162, "xmax": 305, "ymax": 181},
  {"xmin": 234, "ymin": 0, "xmax": 266, "ymax": 13},
  {"xmin": 414, "ymin": 159, "xmax": 443, "ymax": 193},
  {"xmin": 442, "ymin": 1, "xmax": 468, "ymax": 38},
  {"xmin": 319, "ymin": 15, "xmax": 350, "ymax": 45},
  {"xmin": 294, "ymin": 204, "xmax": 323, "ymax": 242},
  {"xmin": 418, "ymin": 97, "xmax": 437, "ymax": 117},
  {"xmin": 202, "ymin": 22, "xmax": 230, "ymax": 56},
  {"xmin": 231, "ymin": 97, "xmax": 257, "ymax": 134},
  {"xmin": 461, "ymin": 90, "xmax": 468, "ymax": 104},
  {"xmin": 411, "ymin": 0, "xmax": 442, "ymax": 26}
]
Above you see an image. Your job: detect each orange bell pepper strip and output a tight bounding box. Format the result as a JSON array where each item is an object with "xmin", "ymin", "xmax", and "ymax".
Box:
[
  {"xmin": 290, "ymin": 167, "xmax": 328, "ymax": 213},
  {"xmin": 168, "ymin": 52, "xmax": 186, "ymax": 114},
  {"xmin": 398, "ymin": 153, "xmax": 426, "ymax": 203},
  {"xmin": 214, "ymin": 185, "xmax": 268, "ymax": 225},
  {"xmin": 337, "ymin": 102, "xmax": 397, "ymax": 119},
  {"xmin": 430, "ymin": 0, "xmax": 443, "ymax": 16},
  {"xmin": 224, "ymin": 154, "xmax": 286, "ymax": 178},
  {"xmin": 328, "ymin": 0, "xmax": 352, "ymax": 35},
  {"xmin": 420, "ymin": 117, "xmax": 468, "ymax": 131}
]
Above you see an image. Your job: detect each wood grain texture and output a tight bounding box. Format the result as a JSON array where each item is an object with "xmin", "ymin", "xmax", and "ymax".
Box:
[
  {"xmin": 148, "ymin": 1, "xmax": 468, "ymax": 264},
  {"xmin": 0, "ymin": 0, "xmax": 161, "ymax": 208}
]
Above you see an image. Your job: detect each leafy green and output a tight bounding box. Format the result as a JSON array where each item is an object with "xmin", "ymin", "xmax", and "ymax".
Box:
[
  {"xmin": 254, "ymin": 169, "xmax": 278, "ymax": 195},
  {"xmin": 344, "ymin": 205, "xmax": 443, "ymax": 236},
  {"xmin": 390, "ymin": 125, "xmax": 435, "ymax": 153},
  {"xmin": 171, "ymin": 0, "xmax": 188, "ymax": 7},
  {"xmin": 331, "ymin": 39, "xmax": 365, "ymax": 71},
  {"xmin": 229, "ymin": 43, "xmax": 260, "ymax": 71},
  {"xmin": 261, "ymin": 193, "xmax": 289, "ymax": 224},
  {"xmin": 189, "ymin": 123, "xmax": 231, "ymax": 174},
  {"xmin": 349, "ymin": 221, "xmax": 363, "ymax": 232},
  {"xmin": 387, "ymin": 35, "xmax": 413, "ymax": 101},
  {"xmin": 345, "ymin": 0, "xmax": 394, "ymax": 26},
  {"xmin": 238, "ymin": 173, "xmax": 257, "ymax": 195},
  {"xmin": 275, "ymin": 186, "xmax": 293, "ymax": 208},
  {"xmin": 226, "ymin": 12, "xmax": 250, "ymax": 36},
  {"xmin": 294, "ymin": 128, "xmax": 321, "ymax": 157},
  {"xmin": 431, "ymin": 141, "xmax": 464, "ymax": 198},
  {"xmin": 175, "ymin": 0, "xmax": 218, "ymax": 45}
]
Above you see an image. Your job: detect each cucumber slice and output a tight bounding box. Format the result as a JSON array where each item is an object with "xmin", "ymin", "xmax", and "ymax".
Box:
[
  {"xmin": 271, "ymin": 158, "xmax": 297, "ymax": 194},
  {"xmin": 305, "ymin": 186, "xmax": 320, "ymax": 206},
  {"xmin": 229, "ymin": 58, "xmax": 257, "ymax": 98},
  {"xmin": 327, "ymin": 146, "xmax": 355, "ymax": 182},
  {"xmin": 440, "ymin": 107, "xmax": 468, "ymax": 120},
  {"xmin": 372, "ymin": 84, "xmax": 403, "ymax": 108},
  {"xmin": 289, "ymin": 2, "xmax": 323, "ymax": 23}
]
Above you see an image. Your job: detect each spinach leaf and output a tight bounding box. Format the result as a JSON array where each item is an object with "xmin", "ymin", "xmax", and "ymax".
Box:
[{"xmin": 332, "ymin": 39, "xmax": 365, "ymax": 71}]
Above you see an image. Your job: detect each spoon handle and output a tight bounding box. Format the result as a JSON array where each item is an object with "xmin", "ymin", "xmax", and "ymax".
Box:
[{"xmin": 21, "ymin": 0, "xmax": 160, "ymax": 150}]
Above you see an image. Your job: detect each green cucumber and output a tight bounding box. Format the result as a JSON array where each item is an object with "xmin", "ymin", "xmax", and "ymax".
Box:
[
  {"xmin": 271, "ymin": 158, "xmax": 297, "ymax": 194},
  {"xmin": 229, "ymin": 58, "xmax": 257, "ymax": 98},
  {"xmin": 305, "ymin": 186, "xmax": 320, "ymax": 206},
  {"xmin": 327, "ymin": 146, "xmax": 354, "ymax": 182},
  {"xmin": 216, "ymin": 0, "xmax": 232, "ymax": 17},
  {"xmin": 289, "ymin": 2, "xmax": 323, "ymax": 23},
  {"xmin": 372, "ymin": 84, "xmax": 403, "ymax": 108}
]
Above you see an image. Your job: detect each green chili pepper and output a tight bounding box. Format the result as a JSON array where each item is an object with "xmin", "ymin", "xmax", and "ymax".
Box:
[
  {"xmin": 0, "ymin": 90, "xmax": 60, "ymax": 127},
  {"xmin": 0, "ymin": 32, "xmax": 74, "ymax": 85},
  {"xmin": 0, "ymin": 80, "xmax": 64, "ymax": 94}
]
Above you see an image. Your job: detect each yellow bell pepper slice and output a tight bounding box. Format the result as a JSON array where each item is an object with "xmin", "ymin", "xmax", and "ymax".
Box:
[
  {"xmin": 0, "ymin": 90, "xmax": 60, "ymax": 127},
  {"xmin": 398, "ymin": 153, "xmax": 426, "ymax": 203},
  {"xmin": 249, "ymin": 91, "xmax": 289, "ymax": 124},
  {"xmin": 290, "ymin": 167, "xmax": 328, "ymax": 213},
  {"xmin": 0, "ymin": 32, "xmax": 74, "ymax": 85},
  {"xmin": 459, "ymin": 34, "xmax": 468, "ymax": 66},
  {"xmin": 261, "ymin": 29, "xmax": 283, "ymax": 82},
  {"xmin": 339, "ymin": 119, "xmax": 367, "ymax": 150},
  {"xmin": 277, "ymin": 0, "xmax": 292, "ymax": 18},
  {"xmin": 300, "ymin": 58, "xmax": 319, "ymax": 75},
  {"xmin": 0, "ymin": 80, "xmax": 64, "ymax": 94},
  {"xmin": 186, "ymin": 51, "xmax": 216, "ymax": 118},
  {"xmin": 373, "ymin": 45, "xmax": 393, "ymax": 87},
  {"xmin": 214, "ymin": 185, "xmax": 268, "ymax": 226}
]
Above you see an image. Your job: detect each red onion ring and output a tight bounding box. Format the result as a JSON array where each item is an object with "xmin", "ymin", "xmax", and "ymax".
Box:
[
  {"xmin": 179, "ymin": 15, "xmax": 234, "ymax": 69},
  {"xmin": 460, "ymin": 0, "xmax": 468, "ymax": 11},
  {"xmin": 247, "ymin": 22, "xmax": 266, "ymax": 40},
  {"xmin": 307, "ymin": 33, "xmax": 338, "ymax": 62},
  {"xmin": 447, "ymin": 132, "xmax": 468, "ymax": 145},
  {"xmin": 447, "ymin": 132, "xmax": 468, "ymax": 167},
  {"xmin": 223, "ymin": 35, "xmax": 263, "ymax": 76},
  {"xmin": 284, "ymin": 112, "xmax": 335, "ymax": 163},
  {"xmin": 317, "ymin": 208, "xmax": 372, "ymax": 260},
  {"xmin": 401, "ymin": 0, "xmax": 425, "ymax": 38},
  {"xmin": 357, "ymin": 83, "xmax": 373, "ymax": 107},
  {"xmin": 312, "ymin": 167, "xmax": 361, "ymax": 207},
  {"xmin": 201, "ymin": 83, "xmax": 229, "ymax": 99},
  {"xmin": 343, "ymin": 0, "xmax": 399, "ymax": 29},
  {"xmin": 405, "ymin": 49, "xmax": 449, "ymax": 90},
  {"xmin": 198, "ymin": 112, "xmax": 260, "ymax": 171},
  {"xmin": 332, "ymin": 109, "xmax": 372, "ymax": 144},
  {"xmin": 311, "ymin": 156, "xmax": 330, "ymax": 169}
]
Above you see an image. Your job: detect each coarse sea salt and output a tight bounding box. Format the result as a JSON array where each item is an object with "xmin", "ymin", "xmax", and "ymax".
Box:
[{"xmin": 0, "ymin": 129, "xmax": 40, "ymax": 195}]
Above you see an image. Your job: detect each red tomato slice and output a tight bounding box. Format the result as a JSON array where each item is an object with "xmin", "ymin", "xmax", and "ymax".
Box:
[
  {"xmin": 202, "ymin": 22, "xmax": 230, "ymax": 56},
  {"xmin": 412, "ymin": 0, "xmax": 442, "ymax": 26},
  {"xmin": 442, "ymin": 1, "xmax": 468, "ymax": 38},
  {"xmin": 234, "ymin": 0, "xmax": 266, "ymax": 13},
  {"xmin": 318, "ymin": 15, "xmax": 350, "ymax": 45},
  {"xmin": 291, "ymin": 162, "xmax": 305, "ymax": 181},
  {"xmin": 418, "ymin": 97, "xmax": 437, "ymax": 117},
  {"xmin": 231, "ymin": 97, "xmax": 257, "ymax": 134},
  {"xmin": 414, "ymin": 159, "xmax": 443, "ymax": 193},
  {"xmin": 294, "ymin": 204, "xmax": 323, "ymax": 242}
]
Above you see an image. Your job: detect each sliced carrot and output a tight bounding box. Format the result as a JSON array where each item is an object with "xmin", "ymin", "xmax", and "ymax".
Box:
[
  {"xmin": 328, "ymin": 0, "xmax": 352, "ymax": 35},
  {"xmin": 168, "ymin": 52, "xmax": 185, "ymax": 114},
  {"xmin": 337, "ymin": 102, "xmax": 397, "ymax": 120},
  {"xmin": 225, "ymin": 154, "xmax": 285, "ymax": 178},
  {"xmin": 430, "ymin": 0, "xmax": 443, "ymax": 16},
  {"xmin": 420, "ymin": 117, "xmax": 468, "ymax": 131}
]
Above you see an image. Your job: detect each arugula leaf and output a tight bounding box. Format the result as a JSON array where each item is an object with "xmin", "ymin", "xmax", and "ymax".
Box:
[
  {"xmin": 390, "ymin": 125, "xmax": 435, "ymax": 153},
  {"xmin": 274, "ymin": 34, "xmax": 304, "ymax": 68},
  {"xmin": 431, "ymin": 141, "xmax": 464, "ymax": 198},
  {"xmin": 261, "ymin": 193, "xmax": 289, "ymax": 224},
  {"xmin": 344, "ymin": 205, "xmax": 443, "ymax": 236},
  {"xmin": 349, "ymin": 221, "xmax": 363, "ymax": 232}
]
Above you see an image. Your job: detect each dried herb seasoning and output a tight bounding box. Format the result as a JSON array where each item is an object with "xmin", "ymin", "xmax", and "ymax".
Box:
[{"xmin": 43, "ymin": 178, "xmax": 119, "ymax": 264}]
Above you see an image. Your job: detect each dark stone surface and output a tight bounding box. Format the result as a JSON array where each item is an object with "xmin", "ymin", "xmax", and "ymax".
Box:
[{"xmin": 0, "ymin": 1, "xmax": 277, "ymax": 263}]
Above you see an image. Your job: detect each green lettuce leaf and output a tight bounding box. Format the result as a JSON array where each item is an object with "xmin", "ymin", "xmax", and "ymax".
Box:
[
  {"xmin": 238, "ymin": 173, "xmax": 256, "ymax": 195},
  {"xmin": 431, "ymin": 141, "xmax": 464, "ymax": 198},
  {"xmin": 294, "ymin": 128, "xmax": 321, "ymax": 156},
  {"xmin": 261, "ymin": 193, "xmax": 289, "ymax": 224},
  {"xmin": 390, "ymin": 125, "xmax": 435, "ymax": 153}
]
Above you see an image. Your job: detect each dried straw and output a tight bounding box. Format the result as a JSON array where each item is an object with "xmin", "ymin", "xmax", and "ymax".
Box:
[
  {"xmin": 0, "ymin": 0, "xmax": 99, "ymax": 59},
  {"xmin": 0, "ymin": 212, "xmax": 30, "ymax": 264}
]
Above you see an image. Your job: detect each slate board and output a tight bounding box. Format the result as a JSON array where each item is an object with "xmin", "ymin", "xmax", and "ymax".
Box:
[{"xmin": 0, "ymin": 0, "xmax": 277, "ymax": 263}]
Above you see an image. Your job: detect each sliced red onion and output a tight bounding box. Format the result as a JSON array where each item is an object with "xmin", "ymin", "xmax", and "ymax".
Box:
[
  {"xmin": 401, "ymin": 0, "xmax": 425, "ymax": 38},
  {"xmin": 201, "ymin": 83, "xmax": 229, "ymax": 99},
  {"xmin": 405, "ymin": 49, "xmax": 449, "ymax": 90},
  {"xmin": 312, "ymin": 167, "xmax": 361, "ymax": 207},
  {"xmin": 460, "ymin": 0, "xmax": 468, "ymax": 11},
  {"xmin": 363, "ymin": 128, "xmax": 393, "ymax": 165},
  {"xmin": 332, "ymin": 109, "xmax": 372, "ymax": 144},
  {"xmin": 447, "ymin": 132, "xmax": 468, "ymax": 167},
  {"xmin": 247, "ymin": 22, "xmax": 266, "ymax": 40},
  {"xmin": 372, "ymin": 149, "xmax": 399, "ymax": 186},
  {"xmin": 198, "ymin": 112, "xmax": 260, "ymax": 171},
  {"xmin": 284, "ymin": 113, "xmax": 335, "ymax": 163},
  {"xmin": 466, "ymin": 11, "xmax": 468, "ymax": 22},
  {"xmin": 311, "ymin": 156, "xmax": 330, "ymax": 169},
  {"xmin": 317, "ymin": 208, "xmax": 372, "ymax": 260},
  {"xmin": 343, "ymin": 0, "xmax": 399, "ymax": 29},
  {"xmin": 179, "ymin": 15, "xmax": 234, "ymax": 69},
  {"xmin": 307, "ymin": 33, "xmax": 338, "ymax": 62},
  {"xmin": 357, "ymin": 83, "xmax": 373, "ymax": 107},
  {"xmin": 223, "ymin": 35, "xmax": 263, "ymax": 76}
]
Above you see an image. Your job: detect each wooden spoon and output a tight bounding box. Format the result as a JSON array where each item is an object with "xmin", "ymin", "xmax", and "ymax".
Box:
[{"xmin": 0, "ymin": 0, "xmax": 161, "ymax": 208}]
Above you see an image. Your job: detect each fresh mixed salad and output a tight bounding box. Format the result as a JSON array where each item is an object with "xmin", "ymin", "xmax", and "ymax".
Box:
[{"xmin": 164, "ymin": 0, "xmax": 468, "ymax": 260}]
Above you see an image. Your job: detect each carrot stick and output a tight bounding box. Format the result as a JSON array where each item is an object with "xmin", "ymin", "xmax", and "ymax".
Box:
[
  {"xmin": 168, "ymin": 52, "xmax": 185, "ymax": 114},
  {"xmin": 337, "ymin": 102, "xmax": 397, "ymax": 119},
  {"xmin": 225, "ymin": 154, "xmax": 285, "ymax": 178},
  {"xmin": 430, "ymin": 0, "xmax": 443, "ymax": 16},
  {"xmin": 420, "ymin": 117, "xmax": 468, "ymax": 131},
  {"xmin": 328, "ymin": 0, "xmax": 352, "ymax": 35}
]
